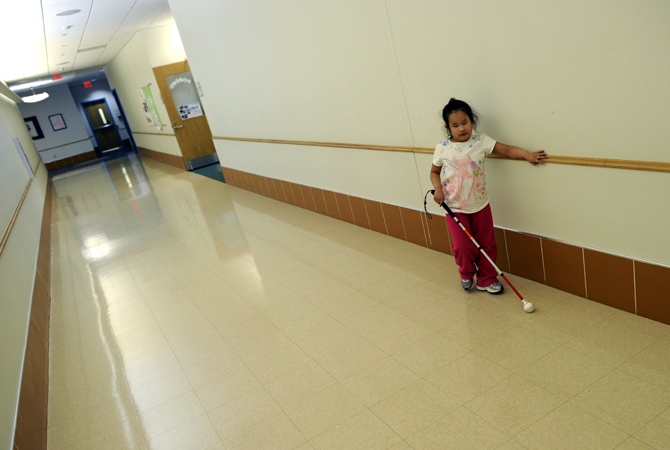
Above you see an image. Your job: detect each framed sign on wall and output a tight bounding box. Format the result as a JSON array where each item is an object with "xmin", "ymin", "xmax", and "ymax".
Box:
[
  {"xmin": 24, "ymin": 116, "xmax": 44, "ymax": 140},
  {"xmin": 49, "ymin": 113, "xmax": 67, "ymax": 131}
]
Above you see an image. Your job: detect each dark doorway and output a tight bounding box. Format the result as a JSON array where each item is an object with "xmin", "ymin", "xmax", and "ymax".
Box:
[
  {"xmin": 112, "ymin": 89, "xmax": 137, "ymax": 153},
  {"xmin": 82, "ymin": 98, "xmax": 124, "ymax": 153}
]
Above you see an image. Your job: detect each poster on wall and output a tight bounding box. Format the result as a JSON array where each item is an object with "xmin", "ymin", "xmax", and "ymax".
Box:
[{"xmin": 137, "ymin": 85, "xmax": 163, "ymax": 130}]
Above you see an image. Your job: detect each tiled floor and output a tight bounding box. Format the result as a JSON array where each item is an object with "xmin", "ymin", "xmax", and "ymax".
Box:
[{"xmin": 48, "ymin": 155, "xmax": 670, "ymax": 450}]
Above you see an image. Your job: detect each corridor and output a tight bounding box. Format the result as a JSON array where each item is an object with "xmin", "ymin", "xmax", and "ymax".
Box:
[{"xmin": 47, "ymin": 156, "xmax": 670, "ymax": 450}]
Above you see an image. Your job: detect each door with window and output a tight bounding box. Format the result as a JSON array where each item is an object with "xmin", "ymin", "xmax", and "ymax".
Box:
[
  {"xmin": 152, "ymin": 60, "xmax": 216, "ymax": 169},
  {"xmin": 82, "ymin": 99, "xmax": 124, "ymax": 153}
]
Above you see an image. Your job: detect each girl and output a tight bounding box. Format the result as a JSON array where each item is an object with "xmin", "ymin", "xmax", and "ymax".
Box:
[{"xmin": 430, "ymin": 98, "xmax": 547, "ymax": 294}]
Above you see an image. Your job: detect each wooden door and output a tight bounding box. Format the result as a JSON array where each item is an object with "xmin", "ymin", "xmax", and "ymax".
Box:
[{"xmin": 152, "ymin": 61, "xmax": 216, "ymax": 166}]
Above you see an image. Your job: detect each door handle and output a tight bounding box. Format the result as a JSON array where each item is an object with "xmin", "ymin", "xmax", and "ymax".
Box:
[{"xmin": 173, "ymin": 122, "xmax": 184, "ymax": 130}]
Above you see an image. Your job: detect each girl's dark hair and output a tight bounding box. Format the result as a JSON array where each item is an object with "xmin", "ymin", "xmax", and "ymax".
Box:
[{"xmin": 442, "ymin": 98, "xmax": 478, "ymax": 137}]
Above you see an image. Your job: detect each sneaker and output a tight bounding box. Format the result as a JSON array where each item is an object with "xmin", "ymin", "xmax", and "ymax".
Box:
[
  {"xmin": 461, "ymin": 279, "xmax": 474, "ymax": 291},
  {"xmin": 476, "ymin": 281, "xmax": 504, "ymax": 295}
]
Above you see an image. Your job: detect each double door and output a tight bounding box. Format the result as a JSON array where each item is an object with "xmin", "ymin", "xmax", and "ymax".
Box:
[{"xmin": 82, "ymin": 99, "xmax": 124, "ymax": 153}]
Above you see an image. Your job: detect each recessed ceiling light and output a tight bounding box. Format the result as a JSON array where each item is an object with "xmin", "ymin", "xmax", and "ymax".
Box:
[
  {"xmin": 62, "ymin": 25, "xmax": 73, "ymax": 30},
  {"xmin": 62, "ymin": 34, "xmax": 68, "ymax": 36},
  {"xmin": 56, "ymin": 9, "xmax": 81, "ymax": 16},
  {"xmin": 57, "ymin": 62, "xmax": 69, "ymax": 66}
]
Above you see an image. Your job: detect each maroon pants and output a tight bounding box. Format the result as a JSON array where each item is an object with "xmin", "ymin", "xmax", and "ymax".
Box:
[{"xmin": 445, "ymin": 204, "xmax": 498, "ymax": 288}]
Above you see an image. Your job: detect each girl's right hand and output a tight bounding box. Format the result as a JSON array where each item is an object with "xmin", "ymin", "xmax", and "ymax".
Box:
[{"xmin": 433, "ymin": 189, "xmax": 445, "ymax": 205}]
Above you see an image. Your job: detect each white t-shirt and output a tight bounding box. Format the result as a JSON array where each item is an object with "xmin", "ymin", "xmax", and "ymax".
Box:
[{"xmin": 432, "ymin": 133, "xmax": 497, "ymax": 213}]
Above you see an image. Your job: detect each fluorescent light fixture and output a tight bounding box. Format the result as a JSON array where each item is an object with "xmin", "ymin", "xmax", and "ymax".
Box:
[
  {"xmin": 9, "ymin": 79, "xmax": 54, "ymax": 91},
  {"xmin": 56, "ymin": 9, "xmax": 81, "ymax": 16},
  {"xmin": 78, "ymin": 45, "xmax": 107, "ymax": 53},
  {"xmin": 21, "ymin": 92, "xmax": 49, "ymax": 103}
]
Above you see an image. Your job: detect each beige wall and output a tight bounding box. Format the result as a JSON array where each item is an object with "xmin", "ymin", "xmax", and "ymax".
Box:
[
  {"xmin": 169, "ymin": 0, "xmax": 670, "ymax": 267},
  {"xmin": 0, "ymin": 91, "xmax": 48, "ymax": 450},
  {"xmin": 105, "ymin": 24, "xmax": 186, "ymax": 157}
]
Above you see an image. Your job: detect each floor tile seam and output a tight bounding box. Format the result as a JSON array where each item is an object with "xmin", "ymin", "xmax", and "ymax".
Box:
[
  {"xmin": 228, "ymin": 331, "xmax": 296, "ymax": 368},
  {"xmin": 461, "ymin": 393, "xmax": 570, "ymax": 441},
  {"xmin": 400, "ymin": 404, "xmax": 506, "ymax": 446},
  {"xmin": 512, "ymin": 347, "xmax": 618, "ymax": 399},
  {"xmin": 232, "ymin": 367, "xmax": 339, "ymax": 445},
  {"xmin": 436, "ymin": 320, "xmax": 517, "ymax": 351},
  {"xmin": 294, "ymin": 290, "xmax": 381, "ymax": 327},
  {"xmin": 561, "ymin": 332, "xmax": 661, "ymax": 371},
  {"xmin": 340, "ymin": 310, "xmax": 416, "ymax": 340},
  {"xmin": 216, "ymin": 409, "xmax": 305, "ymax": 449},
  {"xmin": 421, "ymin": 351, "xmax": 515, "ymax": 403},
  {"xmin": 368, "ymin": 400, "xmax": 454, "ymax": 448},
  {"xmin": 45, "ymin": 408, "xmax": 142, "ymax": 445},
  {"xmin": 308, "ymin": 338, "xmax": 392, "ymax": 384},
  {"xmin": 356, "ymin": 406, "xmax": 414, "ymax": 448},
  {"xmin": 566, "ymin": 397, "xmax": 643, "ymax": 438},
  {"xmin": 609, "ymin": 365, "xmax": 670, "ymax": 399},
  {"xmin": 599, "ymin": 316, "xmax": 670, "ymax": 344},
  {"xmin": 143, "ymin": 327, "xmax": 239, "ymax": 447},
  {"xmin": 504, "ymin": 438, "xmax": 531, "ymax": 450},
  {"xmin": 474, "ymin": 338, "xmax": 605, "ymax": 385},
  {"xmin": 617, "ymin": 360, "xmax": 670, "ymax": 395},
  {"xmin": 305, "ymin": 408, "xmax": 404, "ymax": 450},
  {"xmin": 631, "ymin": 405, "xmax": 670, "ymax": 446},
  {"xmin": 608, "ymin": 317, "xmax": 670, "ymax": 341}
]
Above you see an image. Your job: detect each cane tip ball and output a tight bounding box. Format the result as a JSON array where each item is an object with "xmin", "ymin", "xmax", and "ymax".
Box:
[{"xmin": 524, "ymin": 302, "xmax": 535, "ymax": 313}]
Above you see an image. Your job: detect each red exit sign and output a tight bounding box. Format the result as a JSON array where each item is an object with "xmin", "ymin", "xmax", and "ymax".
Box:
[
  {"xmin": 52, "ymin": 73, "xmax": 62, "ymax": 80},
  {"xmin": 83, "ymin": 81, "xmax": 92, "ymax": 88}
]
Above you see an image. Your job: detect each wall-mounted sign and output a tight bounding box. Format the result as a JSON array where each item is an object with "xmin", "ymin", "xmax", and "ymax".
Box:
[
  {"xmin": 49, "ymin": 113, "xmax": 67, "ymax": 131},
  {"xmin": 178, "ymin": 103, "xmax": 203, "ymax": 120}
]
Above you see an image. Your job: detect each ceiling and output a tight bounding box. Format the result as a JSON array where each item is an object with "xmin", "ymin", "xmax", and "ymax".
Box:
[{"xmin": 1, "ymin": 0, "xmax": 173, "ymax": 90}]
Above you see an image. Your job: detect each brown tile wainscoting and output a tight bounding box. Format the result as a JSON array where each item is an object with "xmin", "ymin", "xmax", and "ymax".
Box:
[
  {"xmin": 13, "ymin": 180, "xmax": 52, "ymax": 450},
  {"xmin": 221, "ymin": 165, "xmax": 670, "ymax": 326},
  {"xmin": 137, "ymin": 146, "xmax": 187, "ymax": 170},
  {"xmin": 44, "ymin": 151, "xmax": 97, "ymax": 171}
]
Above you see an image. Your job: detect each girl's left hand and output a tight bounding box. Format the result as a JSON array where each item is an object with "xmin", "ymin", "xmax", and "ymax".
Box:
[{"xmin": 527, "ymin": 150, "xmax": 548, "ymax": 165}]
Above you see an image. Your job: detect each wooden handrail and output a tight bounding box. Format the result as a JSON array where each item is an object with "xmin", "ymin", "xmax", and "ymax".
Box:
[
  {"xmin": 212, "ymin": 136, "xmax": 670, "ymax": 174},
  {"xmin": 134, "ymin": 131, "xmax": 176, "ymax": 137},
  {"xmin": 0, "ymin": 180, "xmax": 33, "ymax": 258}
]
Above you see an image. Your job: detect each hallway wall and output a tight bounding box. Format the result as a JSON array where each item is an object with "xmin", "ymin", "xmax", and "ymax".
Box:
[
  {"xmin": 0, "ymin": 90, "xmax": 49, "ymax": 450},
  {"xmin": 105, "ymin": 24, "xmax": 187, "ymax": 158},
  {"xmin": 167, "ymin": 0, "xmax": 670, "ymax": 267},
  {"xmin": 17, "ymin": 84, "xmax": 95, "ymax": 164}
]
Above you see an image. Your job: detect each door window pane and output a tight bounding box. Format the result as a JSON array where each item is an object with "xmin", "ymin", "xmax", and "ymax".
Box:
[{"xmin": 165, "ymin": 71, "xmax": 204, "ymax": 120}]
